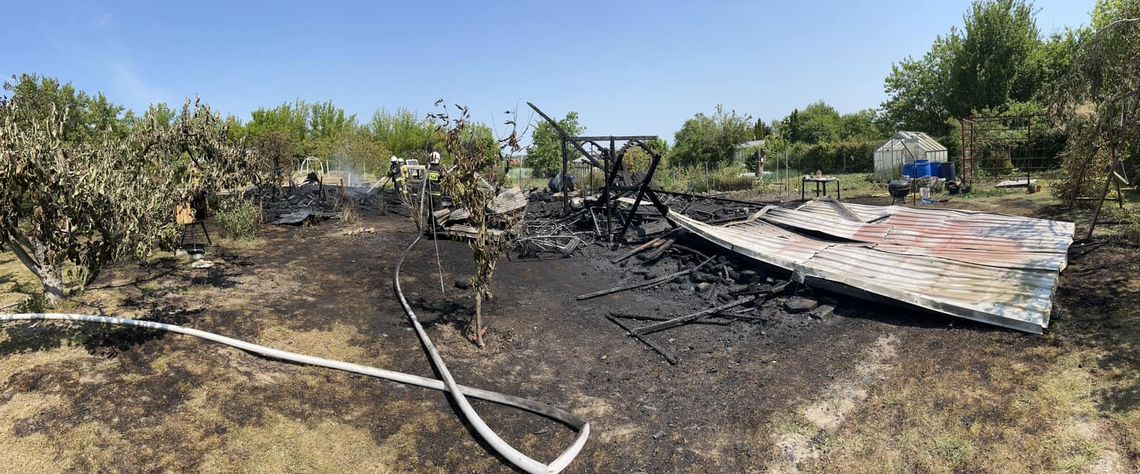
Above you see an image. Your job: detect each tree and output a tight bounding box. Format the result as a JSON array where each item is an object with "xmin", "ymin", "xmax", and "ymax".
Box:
[
  {"xmin": 306, "ymin": 101, "xmax": 356, "ymax": 159},
  {"xmin": 1, "ymin": 103, "xmax": 134, "ymax": 301},
  {"xmin": 4, "ymin": 73, "xmax": 128, "ymax": 142},
  {"xmin": 369, "ymin": 108, "xmax": 437, "ymax": 157},
  {"xmin": 752, "ymin": 117, "xmax": 771, "ymax": 140},
  {"xmin": 133, "ymin": 103, "xmax": 177, "ymax": 130},
  {"xmin": 948, "ymin": 0, "xmax": 1043, "ymax": 117},
  {"xmin": 332, "ymin": 125, "xmax": 388, "ymax": 176},
  {"xmin": 670, "ymin": 105, "xmax": 753, "ymax": 168},
  {"xmin": 1050, "ymin": 0, "xmax": 1140, "ymax": 202},
  {"xmin": 839, "ymin": 109, "xmax": 886, "ymax": 141},
  {"xmin": 525, "ymin": 111, "xmax": 582, "ymax": 177},
  {"xmin": 244, "ymin": 101, "xmax": 311, "ymax": 188},
  {"xmin": 881, "ymin": 0, "xmax": 1073, "ymax": 135},
  {"xmin": 0, "ymin": 77, "xmax": 250, "ymax": 302},
  {"xmin": 249, "ymin": 130, "xmax": 298, "ymax": 196},
  {"xmin": 881, "ymin": 32, "xmax": 960, "ymax": 134},
  {"xmin": 793, "ymin": 101, "xmax": 843, "ymax": 144},
  {"xmin": 778, "ymin": 109, "xmax": 798, "ymax": 143},
  {"xmin": 135, "ymin": 98, "xmax": 254, "ymax": 218},
  {"xmin": 248, "ymin": 101, "xmax": 307, "ymax": 140},
  {"xmin": 432, "ymin": 104, "xmax": 518, "ymax": 347},
  {"xmin": 623, "ymin": 139, "xmax": 670, "ymax": 175}
]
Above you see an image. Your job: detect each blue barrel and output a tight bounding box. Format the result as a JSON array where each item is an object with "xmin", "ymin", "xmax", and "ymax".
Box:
[
  {"xmin": 930, "ymin": 162, "xmax": 941, "ymax": 178},
  {"xmin": 915, "ymin": 160, "xmax": 932, "ymax": 177},
  {"xmin": 902, "ymin": 163, "xmax": 915, "ymax": 178},
  {"xmin": 940, "ymin": 161, "xmax": 956, "ymax": 180}
]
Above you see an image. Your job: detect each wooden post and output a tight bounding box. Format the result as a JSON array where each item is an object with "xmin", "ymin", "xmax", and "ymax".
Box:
[
  {"xmin": 1086, "ymin": 158, "xmax": 1116, "ymax": 241},
  {"xmin": 561, "ymin": 138, "xmax": 569, "ymax": 214},
  {"xmin": 1026, "ymin": 118, "xmax": 1033, "ymax": 193},
  {"xmin": 607, "ymin": 138, "xmax": 616, "ymax": 240}
]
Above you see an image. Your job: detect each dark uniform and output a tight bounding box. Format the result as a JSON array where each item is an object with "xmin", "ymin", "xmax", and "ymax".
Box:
[
  {"xmin": 389, "ymin": 160, "xmax": 402, "ymax": 191},
  {"xmin": 427, "ymin": 162, "xmax": 443, "ymax": 210}
]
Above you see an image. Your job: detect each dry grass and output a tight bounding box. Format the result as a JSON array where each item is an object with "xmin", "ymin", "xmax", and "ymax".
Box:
[
  {"xmin": 198, "ymin": 412, "xmax": 429, "ymax": 473},
  {"xmin": 0, "ymin": 251, "xmax": 38, "ymax": 309},
  {"xmin": 256, "ymin": 322, "xmax": 388, "ymax": 366},
  {"xmin": 797, "ymin": 345, "xmax": 1124, "ymax": 473}
]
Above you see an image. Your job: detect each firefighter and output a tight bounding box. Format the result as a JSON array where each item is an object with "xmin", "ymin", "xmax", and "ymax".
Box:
[
  {"xmin": 426, "ymin": 151, "xmax": 443, "ymax": 211},
  {"xmin": 388, "ymin": 156, "xmax": 403, "ymax": 191}
]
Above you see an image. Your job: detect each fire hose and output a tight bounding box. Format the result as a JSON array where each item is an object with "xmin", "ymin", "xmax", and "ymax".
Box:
[{"xmin": 0, "ymin": 235, "xmax": 589, "ymax": 472}]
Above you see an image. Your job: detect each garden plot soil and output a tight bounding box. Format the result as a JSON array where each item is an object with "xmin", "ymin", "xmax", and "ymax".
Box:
[{"xmin": 0, "ymin": 202, "xmax": 1134, "ymax": 472}]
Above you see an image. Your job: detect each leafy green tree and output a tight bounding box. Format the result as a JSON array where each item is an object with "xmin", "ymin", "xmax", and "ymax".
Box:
[
  {"xmin": 245, "ymin": 101, "xmax": 310, "ymax": 178},
  {"xmin": 4, "ymin": 73, "xmax": 128, "ymax": 142},
  {"xmin": 247, "ymin": 100, "xmax": 308, "ymax": 142},
  {"xmin": 332, "ymin": 125, "xmax": 387, "ymax": 176},
  {"xmin": 670, "ymin": 105, "xmax": 753, "ymax": 168},
  {"xmin": 839, "ymin": 109, "xmax": 886, "ymax": 141},
  {"xmin": 306, "ymin": 101, "xmax": 356, "ymax": 159},
  {"xmin": 525, "ymin": 111, "xmax": 582, "ymax": 177},
  {"xmin": 623, "ymin": 139, "xmax": 670, "ymax": 175},
  {"xmin": 752, "ymin": 117, "xmax": 771, "ymax": 140},
  {"xmin": 781, "ymin": 109, "xmax": 802, "ymax": 143},
  {"xmin": 134, "ymin": 103, "xmax": 177, "ymax": 130},
  {"xmin": 1050, "ymin": 0, "xmax": 1140, "ymax": 202},
  {"xmin": 881, "ymin": 0, "xmax": 1076, "ymax": 135},
  {"xmin": 369, "ymin": 108, "xmax": 437, "ymax": 157},
  {"xmin": 795, "ymin": 101, "xmax": 843, "ymax": 144},
  {"xmin": 948, "ymin": 0, "xmax": 1043, "ymax": 117},
  {"xmin": 881, "ymin": 32, "xmax": 960, "ymax": 134}
]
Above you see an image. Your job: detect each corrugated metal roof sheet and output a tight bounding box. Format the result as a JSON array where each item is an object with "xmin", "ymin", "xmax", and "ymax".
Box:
[{"xmin": 670, "ymin": 201, "xmax": 1074, "ymax": 333}]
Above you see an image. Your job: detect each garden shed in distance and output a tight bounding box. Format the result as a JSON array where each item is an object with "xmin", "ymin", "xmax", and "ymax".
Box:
[{"xmin": 873, "ymin": 131, "xmax": 948, "ymax": 182}]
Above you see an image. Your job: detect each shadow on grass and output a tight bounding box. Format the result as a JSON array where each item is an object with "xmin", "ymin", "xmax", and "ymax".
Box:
[{"xmin": 0, "ymin": 304, "xmax": 203, "ymax": 357}]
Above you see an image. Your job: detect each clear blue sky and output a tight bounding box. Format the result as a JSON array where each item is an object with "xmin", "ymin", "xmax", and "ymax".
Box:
[{"xmin": 3, "ymin": 0, "xmax": 1095, "ymax": 143}]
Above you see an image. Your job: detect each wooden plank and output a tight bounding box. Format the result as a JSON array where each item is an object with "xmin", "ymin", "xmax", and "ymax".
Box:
[
  {"xmin": 611, "ymin": 235, "xmax": 666, "ymax": 264},
  {"xmin": 609, "ymin": 312, "xmax": 730, "ymax": 326},
  {"xmin": 576, "ymin": 255, "xmax": 715, "ymax": 300},
  {"xmin": 630, "ymin": 297, "xmax": 756, "ymax": 335},
  {"xmin": 606, "ymin": 314, "xmax": 678, "ymax": 365}
]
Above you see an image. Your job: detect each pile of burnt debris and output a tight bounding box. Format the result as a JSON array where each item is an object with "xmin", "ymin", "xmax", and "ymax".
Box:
[
  {"xmin": 248, "ymin": 179, "xmax": 402, "ymax": 226},
  {"xmin": 523, "ymin": 190, "xmax": 836, "ymax": 365},
  {"xmin": 585, "ymin": 227, "xmax": 835, "ymax": 365},
  {"xmin": 519, "ymin": 190, "xmax": 766, "ymax": 254}
]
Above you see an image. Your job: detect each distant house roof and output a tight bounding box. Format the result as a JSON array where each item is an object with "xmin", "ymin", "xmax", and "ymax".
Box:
[{"xmin": 736, "ymin": 139, "xmax": 765, "ymax": 149}]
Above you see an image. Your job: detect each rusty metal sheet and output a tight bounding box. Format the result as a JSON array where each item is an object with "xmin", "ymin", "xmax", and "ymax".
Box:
[
  {"xmin": 766, "ymin": 201, "xmax": 1074, "ymax": 272},
  {"xmin": 671, "ymin": 202, "xmax": 1075, "ymax": 334}
]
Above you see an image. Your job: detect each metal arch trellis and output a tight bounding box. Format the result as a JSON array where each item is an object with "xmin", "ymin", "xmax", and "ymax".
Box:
[{"xmin": 959, "ymin": 114, "xmax": 1051, "ymax": 188}]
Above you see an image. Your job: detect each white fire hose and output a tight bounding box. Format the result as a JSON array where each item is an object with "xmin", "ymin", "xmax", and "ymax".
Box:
[
  {"xmin": 0, "ymin": 195, "xmax": 590, "ymax": 472},
  {"xmin": 0, "ymin": 235, "xmax": 589, "ymax": 473},
  {"xmin": 391, "ymin": 234, "xmax": 589, "ymax": 472},
  {"xmin": 0, "ymin": 310, "xmax": 588, "ymax": 472}
]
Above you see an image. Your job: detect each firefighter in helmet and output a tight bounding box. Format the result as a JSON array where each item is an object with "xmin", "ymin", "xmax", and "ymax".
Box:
[
  {"xmin": 426, "ymin": 148, "xmax": 444, "ymax": 211},
  {"xmin": 388, "ymin": 156, "xmax": 403, "ymax": 191}
]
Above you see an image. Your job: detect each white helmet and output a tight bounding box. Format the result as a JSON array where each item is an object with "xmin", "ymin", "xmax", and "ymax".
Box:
[
  {"xmin": 429, "ymin": 151, "xmax": 441, "ymax": 164},
  {"xmin": 390, "ymin": 156, "xmax": 399, "ymax": 163}
]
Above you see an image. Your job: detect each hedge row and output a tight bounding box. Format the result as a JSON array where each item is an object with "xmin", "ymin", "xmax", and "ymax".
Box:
[{"xmin": 794, "ymin": 140, "xmax": 879, "ymax": 173}]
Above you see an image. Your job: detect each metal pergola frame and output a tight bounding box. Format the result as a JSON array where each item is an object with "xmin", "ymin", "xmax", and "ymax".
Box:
[{"xmin": 527, "ymin": 102, "xmax": 674, "ymax": 242}]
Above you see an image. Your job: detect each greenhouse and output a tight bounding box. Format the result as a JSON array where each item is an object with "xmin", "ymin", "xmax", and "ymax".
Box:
[{"xmin": 873, "ymin": 131, "xmax": 948, "ymax": 181}]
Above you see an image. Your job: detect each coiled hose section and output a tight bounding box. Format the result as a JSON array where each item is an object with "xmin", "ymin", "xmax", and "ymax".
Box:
[
  {"xmin": 392, "ymin": 234, "xmax": 589, "ymax": 472},
  {"xmin": 0, "ymin": 238, "xmax": 589, "ymax": 473}
]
